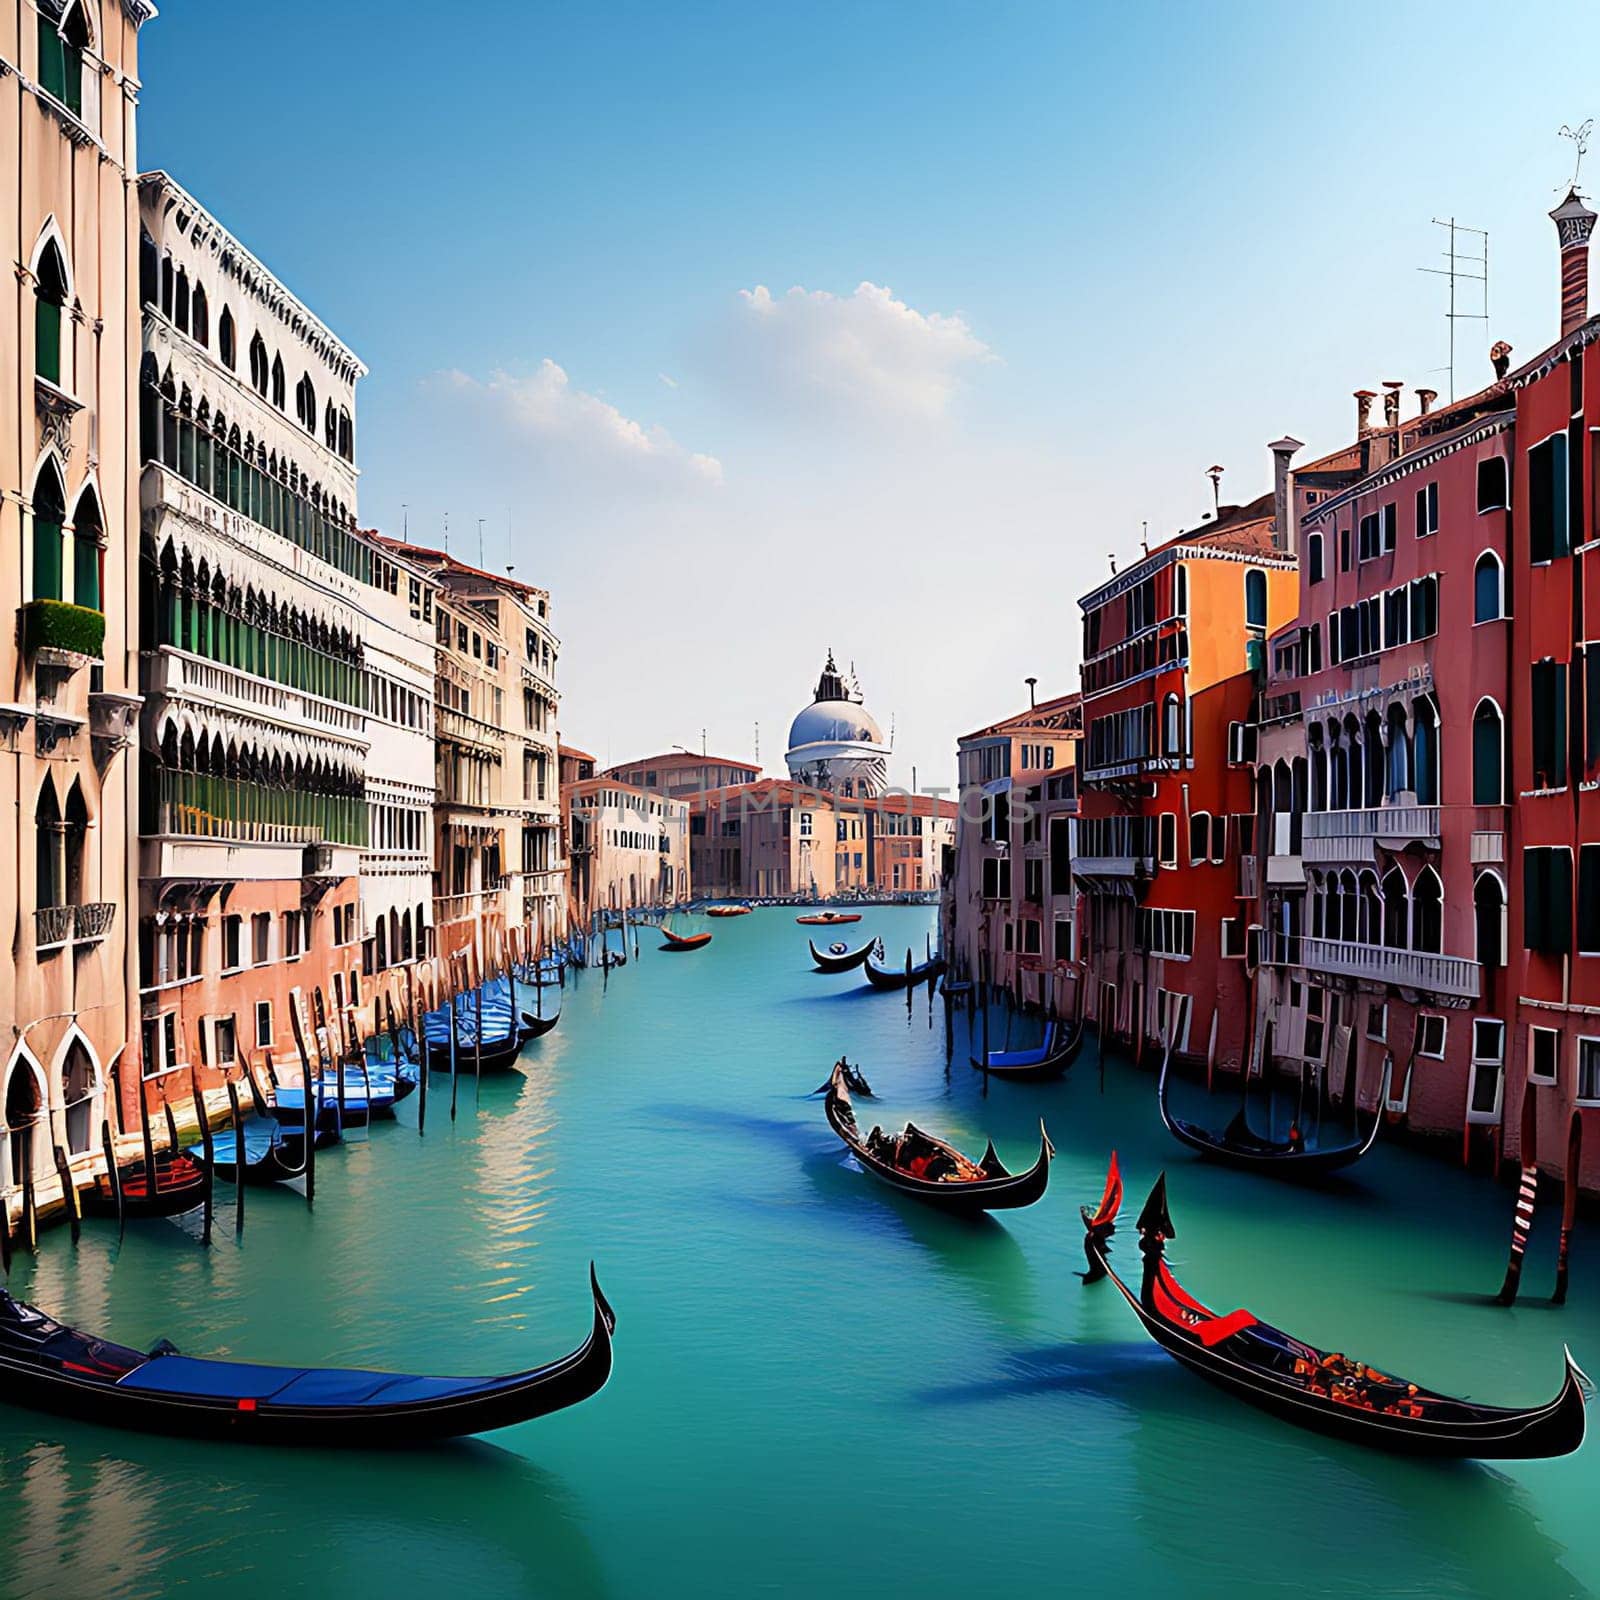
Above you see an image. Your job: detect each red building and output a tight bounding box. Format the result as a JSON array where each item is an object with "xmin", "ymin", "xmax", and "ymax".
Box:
[{"xmin": 1074, "ymin": 474, "xmax": 1297, "ymax": 1072}]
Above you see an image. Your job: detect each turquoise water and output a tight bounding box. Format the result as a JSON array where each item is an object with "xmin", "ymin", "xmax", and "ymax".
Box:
[{"xmin": 1, "ymin": 905, "xmax": 1595, "ymax": 1600}]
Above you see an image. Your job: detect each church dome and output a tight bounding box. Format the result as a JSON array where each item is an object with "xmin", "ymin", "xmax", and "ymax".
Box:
[{"xmin": 784, "ymin": 650, "xmax": 890, "ymax": 796}]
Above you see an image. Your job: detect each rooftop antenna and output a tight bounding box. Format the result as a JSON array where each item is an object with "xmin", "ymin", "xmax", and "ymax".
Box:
[
  {"xmin": 1025, "ymin": 675, "xmax": 1038, "ymax": 709},
  {"xmin": 1559, "ymin": 119, "xmax": 1592, "ymax": 193},
  {"xmin": 702, "ymin": 728, "xmax": 707, "ymax": 757},
  {"xmin": 1418, "ymin": 217, "xmax": 1489, "ymax": 401},
  {"xmin": 754, "ymin": 721, "xmax": 760, "ymax": 764},
  {"xmin": 401, "ymin": 503, "xmax": 409, "ymax": 543},
  {"xmin": 477, "ymin": 518, "xmax": 486, "ymax": 567},
  {"xmin": 443, "ymin": 511, "xmax": 449, "ymax": 554},
  {"xmin": 1140, "ymin": 520, "xmax": 1149, "ymax": 556},
  {"xmin": 1206, "ymin": 465, "xmax": 1224, "ymax": 516}
]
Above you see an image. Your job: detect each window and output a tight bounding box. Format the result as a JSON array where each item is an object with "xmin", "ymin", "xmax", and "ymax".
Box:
[
  {"xmin": 1366, "ymin": 1002, "xmax": 1387, "ymax": 1042},
  {"xmin": 191, "ymin": 283, "xmax": 209, "ymax": 346},
  {"xmin": 1381, "ymin": 502, "xmax": 1397, "ymax": 551},
  {"xmin": 1245, "ymin": 568, "xmax": 1267, "ymax": 628},
  {"xmin": 1163, "ymin": 694, "xmax": 1182, "ymax": 756},
  {"xmin": 1528, "ymin": 434, "xmax": 1569, "ymax": 562},
  {"xmin": 1412, "ymin": 868, "xmax": 1443, "ymax": 954},
  {"xmin": 1529, "ymin": 1026, "xmax": 1560, "ymax": 1084},
  {"xmin": 38, "ymin": 2, "xmax": 89, "ymax": 115},
  {"xmin": 214, "ymin": 1017, "xmax": 237, "ymax": 1071},
  {"xmin": 255, "ymin": 1000, "xmax": 273, "ymax": 1050},
  {"xmin": 1189, "ymin": 812, "xmax": 1210, "ymax": 865},
  {"xmin": 33, "ymin": 239, "xmax": 68, "ymax": 387},
  {"xmin": 295, "ymin": 373, "xmax": 317, "ymax": 433},
  {"xmin": 1408, "ymin": 574, "xmax": 1439, "ymax": 640},
  {"xmin": 1472, "ymin": 699, "xmax": 1504, "ymax": 805},
  {"xmin": 1473, "ymin": 551, "xmax": 1504, "ymax": 622},
  {"xmin": 1524, "ymin": 847, "xmax": 1573, "ymax": 955},
  {"xmin": 1134, "ymin": 908, "xmax": 1196, "ymax": 957},
  {"xmin": 223, "ymin": 915, "xmax": 243, "ymax": 971},
  {"xmin": 1579, "ymin": 1038, "xmax": 1600, "ymax": 1105},
  {"xmin": 249, "ymin": 333, "xmax": 269, "ymax": 395},
  {"xmin": 1469, "ymin": 1021, "xmax": 1505, "ymax": 1118},
  {"xmin": 1023, "ymin": 857, "xmax": 1043, "ymax": 903},
  {"xmin": 1579, "ymin": 845, "xmax": 1600, "ymax": 955},
  {"xmin": 30, "ymin": 459, "xmax": 66, "ymax": 602},
  {"xmin": 1477, "ymin": 456, "xmax": 1508, "ymax": 513},
  {"xmin": 1530, "ymin": 659, "xmax": 1569, "ymax": 788},
  {"xmin": 1158, "ymin": 812, "xmax": 1177, "ymax": 868},
  {"xmin": 1415, "ymin": 482, "xmax": 1438, "ymax": 537},
  {"xmin": 1414, "ymin": 1014, "xmax": 1446, "ymax": 1059},
  {"xmin": 1307, "ymin": 531, "xmax": 1324, "ymax": 584},
  {"xmin": 1474, "ymin": 871, "xmax": 1506, "ymax": 970},
  {"xmin": 219, "ymin": 307, "xmax": 236, "ymax": 370},
  {"xmin": 252, "ymin": 911, "xmax": 271, "ymax": 965},
  {"xmin": 1413, "ymin": 699, "xmax": 1438, "ymax": 806},
  {"xmin": 1359, "ymin": 512, "xmax": 1380, "ymax": 562},
  {"xmin": 1054, "ymin": 918, "xmax": 1073, "ymax": 961}
]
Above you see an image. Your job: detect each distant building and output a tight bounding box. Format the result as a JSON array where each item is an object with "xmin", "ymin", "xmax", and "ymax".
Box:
[
  {"xmin": 565, "ymin": 778, "xmax": 690, "ymax": 923},
  {"xmin": 946, "ymin": 692, "xmax": 1082, "ymax": 1006},
  {"xmin": 688, "ymin": 781, "xmax": 839, "ymax": 899},
  {"xmin": 784, "ymin": 651, "xmax": 890, "ymax": 797},
  {"xmin": 600, "ymin": 750, "xmax": 758, "ymax": 799}
]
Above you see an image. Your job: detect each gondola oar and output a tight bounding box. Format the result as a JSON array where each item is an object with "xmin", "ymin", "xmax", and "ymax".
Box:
[
  {"xmin": 51, "ymin": 1144, "xmax": 80, "ymax": 1245},
  {"xmin": 289, "ymin": 994, "xmax": 316, "ymax": 1208},
  {"xmin": 187, "ymin": 1059, "xmax": 214, "ymax": 1246},
  {"xmin": 225, "ymin": 1075, "xmax": 246, "ymax": 1236},
  {"xmin": 136, "ymin": 1070, "xmax": 156, "ymax": 1212},
  {"xmin": 448, "ymin": 953, "xmax": 461, "ymax": 1121},
  {"xmin": 20, "ymin": 1132, "xmax": 37, "ymax": 1253}
]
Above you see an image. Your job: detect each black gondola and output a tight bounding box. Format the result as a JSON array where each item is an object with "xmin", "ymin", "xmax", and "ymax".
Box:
[
  {"xmin": 0, "ymin": 1270, "xmax": 615, "ymax": 1447},
  {"xmin": 822, "ymin": 1060, "xmax": 1052, "ymax": 1214},
  {"xmin": 1157, "ymin": 1053, "xmax": 1386, "ymax": 1177},
  {"xmin": 971, "ymin": 1019, "xmax": 1085, "ymax": 1082},
  {"xmin": 808, "ymin": 937, "xmax": 879, "ymax": 974},
  {"xmin": 81, "ymin": 1151, "xmax": 207, "ymax": 1220},
  {"xmin": 1080, "ymin": 1158, "xmax": 1590, "ymax": 1459},
  {"xmin": 188, "ymin": 1118, "xmax": 338, "ymax": 1186},
  {"xmin": 862, "ymin": 951, "xmax": 945, "ymax": 991},
  {"xmin": 521, "ymin": 1010, "xmax": 560, "ymax": 1039}
]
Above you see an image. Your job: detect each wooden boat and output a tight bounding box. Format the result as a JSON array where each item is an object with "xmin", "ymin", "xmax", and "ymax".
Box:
[
  {"xmin": 822, "ymin": 1060, "xmax": 1052, "ymax": 1214},
  {"xmin": 1081, "ymin": 1159, "xmax": 1590, "ymax": 1458},
  {"xmin": 705, "ymin": 905, "xmax": 751, "ymax": 919},
  {"xmin": 972, "ymin": 1020, "xmax": 1085, "ymax": 1083},
  {"xmin": 796, "ymin": 910, "xmax": 862, "ymax": 926},
  {"xmin": 1157, "ymin": 1053, "xmax": 1386, "ymax": 1177},
  {"xmin": 808, "ymin": 937, "xmax": 879, "ymax": 974},
  {"xmin": 520, "ymin": 1009, "xmax": 560, "ymax": 1039},
  {"xmin": 659, "ymin": 928, "xmax": 712, "ymax": 952},
  {"xmin": 188, "ymin": 1118, "xmax": 337, "ymax": 1186},
  {"xmin": 863, "ymin": 950, "xmax": 945, "ymax": 991},
  {"xmin": 82, "ymin": 1150, "xmax": 208, "ymax": 1220},
  {"xmin": 0, "ymin": 1269, "xmax": 615, "ymax": 1447}
]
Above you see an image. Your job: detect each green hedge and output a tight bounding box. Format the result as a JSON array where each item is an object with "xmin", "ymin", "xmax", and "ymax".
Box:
[{"xmin": 22, "ymin": 599, "xmax": 106, "ymax": 659}]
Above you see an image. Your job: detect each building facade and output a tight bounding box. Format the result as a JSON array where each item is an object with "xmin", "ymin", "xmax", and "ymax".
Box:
[
  {"xmin": 688, "ymin": 781, "xmax": 839, "ymax": 900},
  {"xmin": 2, "ymin": 0, "xmax": 152, "ymax": 1198},
  {"xmin": 136, "ymin": 171, "xmax": 374, "ymax": 1091},
  {"xmin": 600, "ymin": 749, "xmax": 758, "ymax": 799},
  {"xmin": 565, "ymin": 777, "xmax": 690, "ymax": 924}
]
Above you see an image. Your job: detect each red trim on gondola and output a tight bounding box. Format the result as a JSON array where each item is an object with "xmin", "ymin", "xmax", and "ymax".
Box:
[
  {"xmin": 237, "ymin": 1398, "xmax": 257, "ymax": 1412},
  {"xmin": 1195, "ymin": 1309, "xmax": 1258, "ymax": 1347},
  {"xmin": 1155, "ymin": 1260, "xmax": 1214, "ymax": 1319}
]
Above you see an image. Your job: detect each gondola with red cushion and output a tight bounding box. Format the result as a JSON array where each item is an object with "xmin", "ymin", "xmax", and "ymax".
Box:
[
  {"xmin": 659, "ymin": 929, "xmax": 713, "ymax": 952},
  {"xmin": 82, "ymin": 1151, "xmax": 207, "ymax": 1220}
]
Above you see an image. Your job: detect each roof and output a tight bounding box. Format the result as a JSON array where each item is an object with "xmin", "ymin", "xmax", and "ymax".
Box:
[
  {"xmin": 559, "ymin": 743, "xmax": 597, "ymax": 762},
  {"xmin": 370, "ymin": 537, "xmax": 545, "ymax": 601},
  {"xmin": 960, "ymin": 689, "xmax": 1083, "ymax": 744},
  {"xmin": 601, "ymin": 751, "xmax": 760, "ymax": 776},
  {"xmin": 565, "ymin": 776, "xmax": 688, "ymax": 809},
  {"xmin": 687, "ymin": 779, "xmax": 839, "ymax": 812}
]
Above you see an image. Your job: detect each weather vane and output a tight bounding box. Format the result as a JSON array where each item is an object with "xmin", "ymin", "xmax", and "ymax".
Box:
[{"xmin": 1559, "ymin": 120, "xmax": 1592, "ymax": 193}]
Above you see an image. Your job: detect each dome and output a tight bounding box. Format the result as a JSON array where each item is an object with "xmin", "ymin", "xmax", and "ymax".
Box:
[{"xmin": 784, "ymin": 650, "xmax": 891, "ymax": 797}]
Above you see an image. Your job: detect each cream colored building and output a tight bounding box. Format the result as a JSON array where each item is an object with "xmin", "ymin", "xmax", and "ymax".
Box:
[
  {"xmin": 2, "ymin": 1, "xmax": 152, "ymax": 1202},
  {"xmin": 565, "ymin": 777, "xmax": 690, "ymax": 925}
]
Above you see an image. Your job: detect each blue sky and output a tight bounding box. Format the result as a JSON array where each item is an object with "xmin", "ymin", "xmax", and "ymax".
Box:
[{"xmin": 141, "ymin": 1, "xmax": 1600, "ymax": 784}]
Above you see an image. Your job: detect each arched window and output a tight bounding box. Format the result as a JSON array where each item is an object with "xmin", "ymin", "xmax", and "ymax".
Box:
[
  {"xmin": 62, "ymin": 1040, "xmax": 97, "ymax": 1154},
  {"xmin": 271, "ymin": 354, "xmax": 286, "ymax": 410},
  {"xmin": 1363, "ymin": 709, "xmax": 1384, "ymax": 806},
  {"xmin": 1474, "ymin": 550, "xmax": 1505, "ymax": 622},
  {"xmin": 1413, "ymin": 867, "xmax": 1443, "ymax": 954},
  {"xmin": 1345, "ymin": 715, "xmax": 1363, "ymax": 810},
  {"xmin": 35, "ymin": 782, "xmax": 62, "ymax": 911},
  {"xmin": 191, "ymin": 283, "xmax": 209, "ymax": 346},
  {"xmin": 1385, "ymin": 704, "xmax": 1412, "ymax": 798},
  {"xmin": 139, "ymin": 352, "xmax": 160, "ymax": 466},
  {"xmin": 174, "ymin": 266, "xmax": 190, "ymax": 333},
  {"xmin": 160, "ymin": 253, "xmax": 173, "ymax": 320},
  {"xmin": 1329, "ymin": 720, "xmax": 1349, "ymax": 809},
  {"xmin": 1307, "ymin": 725, "xmax": 1327, "ymax": 813},
  {"xmin": 1475, "ymin": 872, "xmax": 1506, "ymax": 971},
  {"xmin": 139, "ymin": 227, "xmax": 159, "ymax": 308},
  {"xmin": 63, "ymin": 780, "xmax": 88, "ymax": 906},
  {"xmin": 71, "ymin": 484, "xmax": 102, "ymax": 611},
  {"xmin": 1245, "ymin": 568, "xmax": 1267, "ymax": 629},
  {"xmin": 1413, "ymin": 698, "xmax": 1439, "ymax": 806},
  {"xmin": 1174, "ymin": 564, "xmax": 1188, "ymax": 618},
  {"xmin": 296, "ymin": 374, "xmax": 317, "ymax": 433},
  {"xmin": 1381, "ymin": 866, "xmax": 1409, "ymax": 949},
  {"xmin": 30, "ymin": 459, "xmax": 67, "ymax": 602},
  {"xmin": 1358, "ymin": 870, "xmax": 1381, "ymax": 946},
  {"xmin": 1472, "ymin": 698, "xmax": 1504, "ymax": 805},
  {"xmin": 34, "ymin": 238, "xmax": 68, "ymax": 386},
  {"xmin": 1306, "ymin": 531, "xmax": 1324, "ymax": 585},
  {"xmin": 324, "ymin": 399, "xmax": 338, "ymax": 451},
  {"xmin": 249, "ymin": 334, "xmax": 269, "ymax": 396},
  {"xmin": 338, "ymin": 408, "xmax": 353, "ymax": 461},
  {"xmin": 219, "ymin": 307, "xmax": 236, "ymax": 370},
  {"xmin": 1163, "ymin": 693, "xmax": 1182, "ymax": 756}
]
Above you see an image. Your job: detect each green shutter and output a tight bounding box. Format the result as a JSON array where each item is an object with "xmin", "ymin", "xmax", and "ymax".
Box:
[
  {"xmin": 73, "ymin": 534, "xmax": 99, "ymax": 611},
  {"xmin": 37, "ymin": 17, "xmax": 65, "ymax": 101},
  {"xmin": 35, "ymin": 295, "xmax": 61, "ymax": 385},
  {"xmin": 63, "ymin": 41, "xmax": 82, "ymax": 114},
  {"xmin": 1472, "ymin": 710, "xmax": 1501, "ymax": 805},
  {"xmin": 32, "ymin": 517, "xmax": 63, "ymax": 601}
]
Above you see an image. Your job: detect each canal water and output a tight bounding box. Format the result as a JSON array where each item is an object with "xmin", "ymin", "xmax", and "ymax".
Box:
[{"xmin": 1, "ymin": 906, "xmax": 1595, "ymax": 1600}]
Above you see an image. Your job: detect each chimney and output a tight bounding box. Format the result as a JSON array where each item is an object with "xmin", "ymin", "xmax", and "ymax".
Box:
[
  {"xmin": 1491, "ymin": 340, "xmax": 1513, "ymax": 381},
  {"xmin": 1354, "ymin": 389, "xmax": 1377, "ymax": 434},
  {"xmin": 1550, "ymin": 188, "xmax": 1597, "ymax": 337},
  {"xmin": 1415, "ymin": 387, "xmax": 1437, "ymax": 416},
  {"xmin": 1269, "ymin": 435, "xmax": 1303, "ymax": 556},
  {"xmin": 1381, "ymin": 380, "xmax": 1403, "ymax": 430}
]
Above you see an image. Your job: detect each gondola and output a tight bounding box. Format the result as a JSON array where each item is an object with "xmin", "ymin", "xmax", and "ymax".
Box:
[
  {"xmin": 705, "ymin": 905, "xmax": 751, "ymax": 919},
  {"xmin": 1157, "ymin": 1053, "xmax": 1386, "ymax": 1177},
  {"xmin": 863, "ymin": 950, "xmax": 946, "ymax": 991},
  {"xmin": 659, "ymin": 929, "xmax": 713, "ymax": 952},
  {"xmin": 82, "ymin": 1151, "xmax": 207, "ymax": 1220},
  {"xmin": 821, "ymin": 1060, "xmax": 1052, "ymax": 1214},
  {"xmin": 187, "ymin": 1117, "xmax": 337, "ymax": 1186},
  {"xmin": 520, "ymin": 1009, "xmax": 561, "ymax": 1039},
  {"xmin": 796, "ymin": 911, "xmax": 862, "ymax": 926},
  {"xmin": 421, "ymin": 1029, "xmax": 525, "ymax": 1074},
  {"xmin": 971, "ymin": 1019, "xmax": 1085, "ymax": 1082},
  {"xmin": 808, "ymin": 936, "xmax": 878, "ymax": 974},
  {"xmin": 0, "ymin": 1269, "xmax": 616, "ymax": 1447},
  {"xmin": 1080, "ymin": 1158, "xmax": 1590, "ymax": 1458}
]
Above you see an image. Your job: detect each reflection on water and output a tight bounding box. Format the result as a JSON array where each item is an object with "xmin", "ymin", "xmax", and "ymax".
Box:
[{"xmin": 0, "ymin": 906, "xmax": 1594, "ymax": 1599}]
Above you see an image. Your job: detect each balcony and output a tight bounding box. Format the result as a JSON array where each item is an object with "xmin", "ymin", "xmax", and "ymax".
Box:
[
  {"xmin": 34, "ymin": 905, "xmax": 73, "ymax": 950},
  {"xmin": 73, "ymin": 902, "xmax": 116, "ymax": 943},
  {"xmin": 1070, "ymin": 854, "xmax": 1153, "ymax": 879},
  {"xmin": 21, "ymin": 599, "xmax": 104, "ymax": 665},
  {"xmin": 1301, "ymin": 806, "xmax": 1440, "ymax": 865},
  {"xmin": 1297, "ymin": 935, "xmax": 1480, "ymax": 1001},
  {"xmin": 146, "ymin": 648, "xmax": 366, "ymax": 743},
  {"xmin": 1238, "ymin": 853, "xmax": 1259, "ymax": 899},
  {"xmin": 437, "ymin": 704, "xmax": 504, "ymax": 758}
]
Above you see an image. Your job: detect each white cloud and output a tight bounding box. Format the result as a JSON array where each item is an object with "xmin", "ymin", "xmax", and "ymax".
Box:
[
  {"xmin": 434, "ymin": 360, "xmax": 721, "ymax": 488},
  {"xmin": 726, "ymin": 281, "xmax": 993, "ymax": 422}
]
